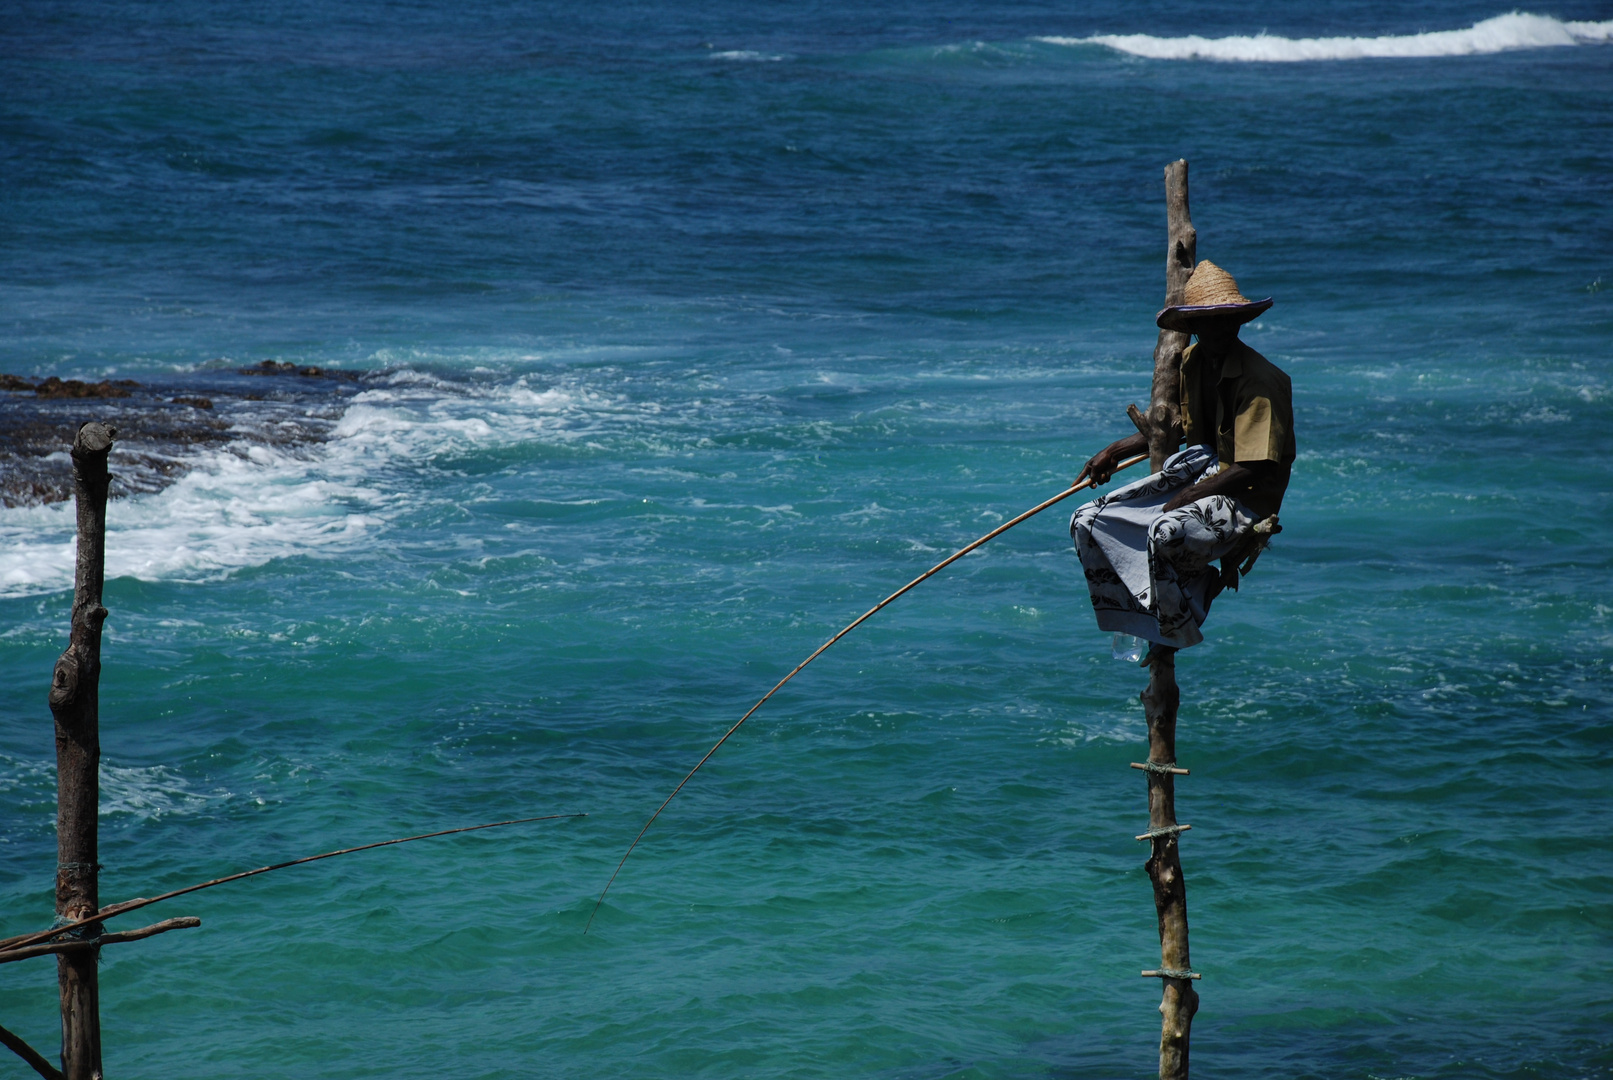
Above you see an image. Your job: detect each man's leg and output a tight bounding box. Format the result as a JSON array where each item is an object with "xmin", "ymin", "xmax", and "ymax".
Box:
[
  {"xmin": 1147, "ymin": 495, "xmax": 1255, "ymax": 646},
  {"xmin": 1072, "ymin": 499, "xmax": 1146, "ymax": 623}
]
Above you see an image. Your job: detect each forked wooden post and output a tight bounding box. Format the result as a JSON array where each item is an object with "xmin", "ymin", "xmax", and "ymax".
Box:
[
  {"xmin": 49, "ymin": 421, "xmax": 115, "ymax": 1080},
  {"xmin": 1139, "ymin": 161, "xmax": 1198, "ymax": 1079},
  {"xmin": 0, "ymin": 419, "xmax": 559, "ymax": 1078}
]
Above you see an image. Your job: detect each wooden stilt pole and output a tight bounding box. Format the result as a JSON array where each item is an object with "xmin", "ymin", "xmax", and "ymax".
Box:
[
  {"xmin": 1141, "ymin": 648, "xmax": 1196, "ymax": 1078},
  {"xmin": 1148, "ymin": 160, "xmax": 1195, "ymax": 473},
  {"xmin": 49, "ymin": 421, "xmax": 115, "ymax": 1080},
  {"xmin": 1138, "ymin": 161, "xmax": 1197, "ymax": 1079}
]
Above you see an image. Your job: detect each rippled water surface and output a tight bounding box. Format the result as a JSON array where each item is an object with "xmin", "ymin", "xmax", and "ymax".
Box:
[{"xmin": 2, "ymin": 2, "xmax": 1611, "ymax": 1077}]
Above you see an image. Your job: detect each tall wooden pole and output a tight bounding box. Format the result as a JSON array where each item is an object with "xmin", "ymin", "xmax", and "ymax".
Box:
[
  {"xmin": 1141, "ymin": 161, "xmax": 1197, "ymax": 1079},
  {"xmin": 49, "ymin": 421, "xmax": 115, "ymax": 1080},
  {"xmin": 1140, "ymin": 651, "xmax": 1196, "ymax": 1077},
  {"xmin": 1148, "ymin": 160, "xmax": 1195, "ymax": 472}
]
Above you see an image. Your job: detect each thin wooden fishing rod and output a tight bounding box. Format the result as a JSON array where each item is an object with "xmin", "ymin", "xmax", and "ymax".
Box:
[
  {"xmin": 0, "ymin": 812, "xmax": 586, "ymax": 956},
  {"xmin": 584, "ymin": 455, "xmax": 1149, "ymax": 933}
]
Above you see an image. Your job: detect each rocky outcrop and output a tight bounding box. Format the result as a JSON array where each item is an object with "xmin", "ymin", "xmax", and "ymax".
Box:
[{"xmin": 0, "ymin": 364, "xmax": 372, "ymax": 507}]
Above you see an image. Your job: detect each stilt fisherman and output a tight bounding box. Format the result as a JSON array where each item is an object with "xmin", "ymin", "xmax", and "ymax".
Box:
[{"xmin": 1070, "ymin": 261, "xmax": 1295, "ymax": 649}]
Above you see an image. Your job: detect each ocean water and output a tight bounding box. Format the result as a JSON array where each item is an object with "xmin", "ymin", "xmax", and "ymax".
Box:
[{"xmin": 2, "ymin": 2, "xmax": 1611, "ymax": 1077}]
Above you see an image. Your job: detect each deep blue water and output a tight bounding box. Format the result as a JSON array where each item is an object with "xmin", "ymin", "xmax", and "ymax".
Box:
[{"xmin": 2, "ymin": 3, "xmax": 1611, "ymax": 1077}]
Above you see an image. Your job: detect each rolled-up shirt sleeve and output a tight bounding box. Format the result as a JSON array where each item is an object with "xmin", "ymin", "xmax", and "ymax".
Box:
[{"xmin": 1233, "ymin": 393, "xmax": 1282, "ymax": 462}]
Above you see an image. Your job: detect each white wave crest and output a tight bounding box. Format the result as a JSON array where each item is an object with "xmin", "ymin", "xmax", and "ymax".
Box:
[
  {"xmin": 0, "ymin": 445, "xmax": 390, "ymax": 597},
  {"xmin": 1040, "ymin": 13, "xmax": 1613, "ymax": 62},
  {"xmin": 0, "ymin": 369, "xmax": 626, "ymax": 597},
  {"xmin": 708, "ymin": 50, "xmax": 787, "ymax": 62}
]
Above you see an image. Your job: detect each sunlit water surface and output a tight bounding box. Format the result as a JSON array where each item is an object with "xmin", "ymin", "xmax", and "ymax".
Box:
[{"xmin": 2, "ymin": 2, "xmax": 1610, "ymax": 1077}]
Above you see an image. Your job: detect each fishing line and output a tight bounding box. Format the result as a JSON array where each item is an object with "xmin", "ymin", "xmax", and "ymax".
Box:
[
  {"xmin": 585, "ymin": 454, "xmax": 1148, "ymax": 932},
  {"xmin": 0, "ymin": 813, "xmax": 587, "ymax": 955}
]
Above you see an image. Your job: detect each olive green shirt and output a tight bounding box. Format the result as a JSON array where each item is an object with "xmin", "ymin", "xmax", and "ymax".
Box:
[{"xmin": 1178, "ymin": 339, "xmax": 1296, "ymax": 517}]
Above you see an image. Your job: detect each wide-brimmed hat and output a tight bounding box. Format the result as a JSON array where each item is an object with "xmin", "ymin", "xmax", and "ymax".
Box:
[{"xmin": 1156, "ymin": 261, "xmax": 1273, "ymax": 332}]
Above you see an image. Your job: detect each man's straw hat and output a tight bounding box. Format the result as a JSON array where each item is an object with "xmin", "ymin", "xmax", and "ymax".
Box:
[{"xmin": 1156, "ymin": 261, "xmax": 1273, "ymax": 332}]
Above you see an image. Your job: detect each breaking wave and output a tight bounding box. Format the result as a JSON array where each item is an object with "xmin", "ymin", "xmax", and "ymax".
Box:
[
  {"xmin": 1040, "ymin": 13, "xmax": 1613, "ymax": 62},
  {"xmin": 0, "ymin": 367, "xmax": 627, "ymax": 598}
]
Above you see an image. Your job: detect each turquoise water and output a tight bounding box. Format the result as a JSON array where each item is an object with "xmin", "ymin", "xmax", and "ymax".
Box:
[{"xmin": 2, "ymin": 3, "xmax": 1611, "ymax": 1077}]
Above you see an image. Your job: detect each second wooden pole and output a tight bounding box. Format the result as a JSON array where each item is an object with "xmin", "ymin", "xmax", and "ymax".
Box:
[{"xmin": 49, "ymin": 421, "xmax": 115, "ymax": 1080}]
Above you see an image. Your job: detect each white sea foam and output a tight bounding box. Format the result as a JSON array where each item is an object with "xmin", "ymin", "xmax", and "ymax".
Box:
[
  {"xmin": 100, "ymin": 763, "xmax": 229, "ymax": 819},
  {"xmin": 0, "ymin": 758, "xmax": 223, "ymax": 823},
  {"xmin": 0, "ymin": 446, "xmax": 390, "ymax": 597},
  {"xmin": 1040, "ymin": 13, "xmax": 1613, "ymax": 62},
  {"xmin": 0, "ymin": 369, "xmax": 629, "ymax": 598},
  {"xmin": 708, "ymin": 50, "xmax": 787, "ymax": 62}
]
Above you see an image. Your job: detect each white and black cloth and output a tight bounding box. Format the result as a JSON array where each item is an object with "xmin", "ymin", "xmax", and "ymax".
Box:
[{"xmin": 1069, "ymin": 444, "xmax": 1255, "ymax": 650}]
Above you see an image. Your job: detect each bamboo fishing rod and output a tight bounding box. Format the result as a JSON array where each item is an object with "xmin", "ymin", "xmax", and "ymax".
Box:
[
  {"xmin": 0, "ymin": 812, "xmax": 587, "ymax": 956},
  {"xmin": 584, "ymin": 453, "xmax": 1149, "ymax": 932}
]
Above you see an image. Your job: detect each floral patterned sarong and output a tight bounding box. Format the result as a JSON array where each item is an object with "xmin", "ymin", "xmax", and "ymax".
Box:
[{"xmin": 1069, "ymin": 444, "xmax": 1255, "ymax": 649}]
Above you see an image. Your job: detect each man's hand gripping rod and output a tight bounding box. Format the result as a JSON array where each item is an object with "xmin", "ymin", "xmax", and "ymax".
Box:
[{"xmin": 584, "ymin": 453, "xmax": 1149, "ymax": 932}]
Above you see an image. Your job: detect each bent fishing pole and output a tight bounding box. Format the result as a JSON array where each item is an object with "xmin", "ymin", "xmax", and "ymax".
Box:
[{"xmin": 585, "ymin": 453, "xmax": 1149, "ymax": 932}]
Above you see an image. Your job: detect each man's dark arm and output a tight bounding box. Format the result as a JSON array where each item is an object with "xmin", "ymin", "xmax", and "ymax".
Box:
[
  {"xmin": 1076, "ymin": 432, "xmax": 1148, "ymax": 486},
  {"xmin": 1161, "ymin": 459, "xmax": 1281, "ymax": 513}
]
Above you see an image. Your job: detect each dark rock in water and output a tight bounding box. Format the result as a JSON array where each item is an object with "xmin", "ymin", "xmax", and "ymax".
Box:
[
  {"xmin": 241, "ymin": 360, "xmax": 353, "ymax": 379},
  {"xmin": 0, "ymin": 365, "xmax": 375, "ymax": 507},
  {"xmin": 34, "ymin": 377, "xmax": 136, "ymax": 399}
]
